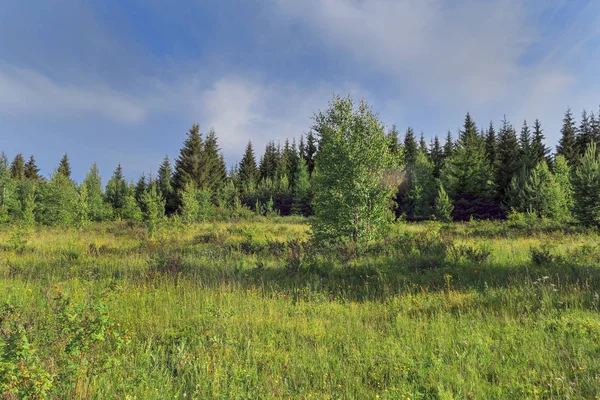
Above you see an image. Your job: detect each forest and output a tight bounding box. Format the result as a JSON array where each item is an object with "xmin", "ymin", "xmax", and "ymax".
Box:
[{"xmin": 1, "ymin": 96, "xmax": 600, "ymax": 399}]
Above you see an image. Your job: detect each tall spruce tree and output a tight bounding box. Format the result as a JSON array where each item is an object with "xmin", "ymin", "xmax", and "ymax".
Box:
[
  {"xmin": 386, "ymin": 124, "xmax": 401, "ymax": 161},
  {"xmin": 173, "ymin": 124, "xmax": 204, "ymax": 195},
  {"xmin": 443, "ymin": 131, "xmax": 454, "ymax": 159},
  {"xmin": 403, "ymin": 127, "xmax": 418, "ymax": 166},
  {"xmin": 531, "ymin": 119, "xmax": 551, "ymax": 165},
  {"xmin": 494, "ymin": 117, "xmax": 520, "ymax": 203},
  {"xmin": 239, "ymin": 141, "xmax": 258, "ymax": 190},
  {"xmin": 556, "ymin": 108, "xmax": 578, "ymax": 166},
  {"xmin": 203, "ymin": 129, "xmax": 227, "ymax": 193},
  {"xmin": 157, "ymin": 155, "xmax": 176, "ymax": 215},
  {"xmin": 292, "ymin": 157, "xmax": 311, "ymax": 216},
  {"xmin": 519, "ymin": 120, "xmax": 537, "ymax": 172},
  {"xmin": 83, "ymin": 163, "xmax": 110, "ymax": 221},
  {"xmin": 576, "ymin": 110, "xmax": 594, "ymax": 157},
  {"xmin": 10, "ymin": 154, "xmax": 25, "ymax": 181},
  {"xmin": 57, "ymin": 153, "xmax": 72, "ymax": 180},
  {"xmin": 259, "ymin": 141, "xmax": 280, "ymax": 182},
  {"xmin": 105, "ymin": 164, "xmax": 128, "ymax": 218},
  {"xmin": 485, "ymin": 121, "xmax": 497, "ymax": 167},
  {"xmin": 419, "ymin": 132, "xmax": 428, "ymax": 156},
  {"xmin": 24, "ymin": 155, "xmax": 42, "ymax": 181},
  {"xmin": 430, "ymin": 136, "xmax": 444, "ymax": 178},
  {"xmin": 305, "ymin": 131, "xmax": 318, "ymax": 177},
  {"xmin": 590, "ymin": 111, "xmax": 600, "ymax": 149}
]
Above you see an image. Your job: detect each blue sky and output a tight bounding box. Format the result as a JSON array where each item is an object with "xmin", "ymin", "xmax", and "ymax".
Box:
[{"xmin": 1, "ymin": 0, "xmax": 599, "ymax": 182}]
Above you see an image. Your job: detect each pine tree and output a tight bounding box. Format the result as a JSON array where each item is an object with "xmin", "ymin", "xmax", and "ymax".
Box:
[
  {"xmin": 157, "ymin": 155, "xmax": 176, "ymax": 215},
  {"xmin": 312, "ymin": 95, "xmax": 394, "ymax": 244},
  {"xmin": 24, "ymin": 155, "xmax": 42, "ymax": 181},
  {"xmin": 484, "ymin": 121, "xmax": 497, "ymax": 167},
  {"xmin": 239, "ymin": 141, "xmax": 258, "ymax": 190},
  {"xmin": 305, "ymin": 131, "xmax": 318, "ymax": 177},
  {"xmin": 173, "ymin": 124, "xmax": 204, "ymax": 196},
  {"xmin": 203, "ymin": 129, "xmax": 227, "ymax": 193},
  {"xmin": 556, "ymin": 108, "xmax": 578, "ymax": 166},
  {"xmin": 403, "ymin": 127, "xmax": 418, "ymax": 166},
  {"xmin": 429, "ymin": 136, "xmax": 444, "ymax": 178},
  {"xmin": 576, "ymin": 110, "xmax": 594, "ymax": 157},
  {"xmin": 35, "ymin": 171, "xmax": 78, "ymax": 226},
  {"xmin": 443, "ymin": 131, "xmax": 454, "ymax": 159},
  {"xmin": 105, "ymin": 164, "xmax": 128, "ymax": 218},
  {"xmin": 57, "ymin": 153, "xmax": 72, "ymax": 180},
  {"xmin": 531, "ymin": 119, "xmax": 551, "ymax": 166},
  {"xmin": 494, "ymin": 117, "xmax": 520, "ymax": 203},
  {"xmin": 434, "ymin": 184, "xmax": 454, "ymax": 223},
  {"xmin": 573, "ymin": 142, "xmax": 600, "ymax": 227},
  {"xmin": 10, "ymin": 154, "xmax": 25, "ymax": 181}
]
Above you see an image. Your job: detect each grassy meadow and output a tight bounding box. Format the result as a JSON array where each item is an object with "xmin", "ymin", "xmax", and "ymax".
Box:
[{"xmin": 1, "ymin": 218, "xmax": 600, "ymax": 399}]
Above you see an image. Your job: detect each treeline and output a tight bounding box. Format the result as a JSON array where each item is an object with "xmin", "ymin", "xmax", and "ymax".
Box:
[{"xmin": 1, "ymin": 106, "xmax": 600, "ymax": 228}]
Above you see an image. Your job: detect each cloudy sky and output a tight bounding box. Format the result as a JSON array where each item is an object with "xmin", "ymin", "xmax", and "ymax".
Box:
[{"xmin": 1, "ymin": 0, "xmax": 599, "ymax": 181}]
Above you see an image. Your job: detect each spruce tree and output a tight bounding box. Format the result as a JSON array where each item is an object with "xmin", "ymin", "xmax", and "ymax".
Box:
[
  {"xmin": 157, "ymin": 155, "xmax": 176, "ymax": 215},
  {"xmin": 494, "ymin": 117, "xmax": 520, "ymax": 203},
  {"xmin": 443, "ymin": 113, "xmax": 494, "ymax": 201},
  {"xmin": 259, "ymin": 141, "xmax": 280, "ymax": 182},
  {"xmin": 10, "ymin": 154, "xmax": 25, "ymax": 181},
  {"xmin": 386, "ymin": 124, "xmax": 401, "ymax": 161},
  {"xmin": 305, "ymin": 131, "xmax": 318, "ymax": 176},
  {"xmin": 105, "ymin": 164, "xmax": 128, "ymax": 218},
  {"xmin": 134, "ymin": 174, "xmax": 148, "ymax": 211},
  {"xmin": 141, "ymin": 184, "xmax": 165, "ymax": 236},
  {"xmin": 430, "ymin": 136, "xmax": 444, "ymax": 179},
  {"xmin": 573, "ymin": 142, "xmax": 600, "ymax": 227},
  {"xmin": 592, "ymin": 110, "xmax": 600, "ymax": 147},
  {"xmin": 57, "ymin": 153, "xmax": 72, "ymax": 180},
  {"xmin": 434, "ymin": 184, "xmax": 454, "ymax": 223},
  {"xmin": 531, "ymin": 119, "xmax": 551, "ymax": 166},
  {"xmin": 576, "ymin": 110, "xmax": 594, "ymax": 157},
  {"xmin": 298, "ymin": 135, "xmax": 306, "ymax": 161},
  {"xmin": 239, "ymin": 141, "xmax": 258, "ymax": 190},
  {"xmin": 443, "ymin": 131, "xmax": 454, "ymax": 159},
  {"xmin": 74, "ymin": 183, "xmax": 91, "ymax": 229},
  {"xmin": 203, "ymin": 129, "xmax": 227, "ymax": 193},
  {"xmin": 419, "ymin": 132, "xmax": 428, "ymax": 156},
  {"xmin": 173, "ymin": 124, "xmax": 204, "ymax": 196},
  {"xmin": 35, "ymin": 171, "xmax": 77, "ymax": 226},
  {"xmin": 291, "ymin": 158, "xmax": 311, "ymax": 216},
  {"xmin": 0, "ymin": 153, "xmax": 17, "ymax": 221},
  {"xmin": 83, "ymin": 163, "xmax": 110, "ymax": 221},
  {"xmin": 24, "ymin": 155, "xmax": 42, "ymax": 181},
  {"xmin": 180, "ymin": 182, "xmax": 200, "ymax": 224},
  {"xmin": 484, "ymin": 121, "xmax": 497, "ymax": 167},
  {"xmin": 407, "ymin": 151, "xmax": 436, "ymax": 220},
  {"xmin": 556, "ymin": 108, "xmax": 578, "ymax": 166},
  {"xmin": 553, "ymin": 155, "xmax": 574, "ymax": 218},
  {"xmin": 403, "ymin": 127, "xmax": 418, "ymax": 166}
]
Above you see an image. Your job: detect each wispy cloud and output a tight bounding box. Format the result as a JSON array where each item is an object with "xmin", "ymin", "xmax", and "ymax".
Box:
[{"xmin": 0, "ymin": 63, "xmax": 147, "ymax": 123}]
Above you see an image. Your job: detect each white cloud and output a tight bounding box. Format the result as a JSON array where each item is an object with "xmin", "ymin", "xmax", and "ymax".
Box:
[{"xmin": 0, "ymin": 63, "xmax": 146, "ymax": 123}]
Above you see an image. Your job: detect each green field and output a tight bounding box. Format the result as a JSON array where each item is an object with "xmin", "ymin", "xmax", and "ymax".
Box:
[{"xmin": 1, "ymin": 219, "xmax": 600, "ymax": 399}]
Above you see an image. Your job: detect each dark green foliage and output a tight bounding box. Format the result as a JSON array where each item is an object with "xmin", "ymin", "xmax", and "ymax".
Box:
[
  {"xmin": 24, "ymin": 155, "xmax": 42, "ymax": 181},
  {"xmin": 134, "ymin": 174, "xmax": 147, "ymax": 211},
  {"xmin": 576, "ymin": 110, "xmax": 594, "ymax": 157},
  {"xmin": 419, "ymin": 132, "xmax": 428, "ymax": 156},
  {"xmin": 484, "ymin": 121, "xmax": 496, "ymax": 167},
  {"xmin": 57, "ymin": 153, "xmax": 72, "ymax": 180},
  {"xmin": 0, "ymin": 153, "xmax": 17, "ymax": 222},
  {"xmin": 173, "ymin": 124, "xmax": 204, "ymax": 196},
  {"xmin": 573, "ymin": 142, "xmax": 600, "ymax": 227},
  {"xmin": 403, "ymin": 127, "xmax": 418, "ymax": 166},
  {"xmin": 10, "ymin": 153, "xmax": 25, "ymax": 181},
  {"xmin": 406, "ymin": 151, "xmax": 436, "ymax": 220},
  {"xmin": 592, "ymin": 110, "xmax": 600, "ymax": 146},
  {"xmin": 429, "ymin": 136, "xmax": 444, "ymax": 178},
  {"xmin": 305, "ymin": 131, "xmax": 318, "ymax": 177},
  {"xmin": 556, "ymin": 108, "xmax": 578, "ymax": 166},
  {"xmin": 494, "ymin": 117, "xmax": 520, "ymax": 203},
  {"xmin": 292, "ymin": 158, "xmax": 311, "ymax": 216},
  {"xmin": 442, "ymin": 113, "xmax": 494, "ymax": 217},
  {"xmin": 239, "ymin": 141, "xmax": 258, "ymax": 191},
  {"xmin": 443, "ymin": 131, "xmax": 454, "ymax": 159},
  {"xmin": 157, "ymin": 155, "xmax": 176, "ymax": 215},
  {"xmin": 104, "ymin": 164, "xmax": 128, "ymax": 218},
  {"xmin": 531, "ymin": 119, "xmax": 551, "ymax": 166},
  {"xmin": 386, "ymin": 124, "xmax": 402, "ymax": 162},
  {"xmin": 259, "ymin": 141, "xmax": 280, "ymax": 182},
  {"xmin": 202, "ymin": 129, "xmax": 227, "ymax": 193}
]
